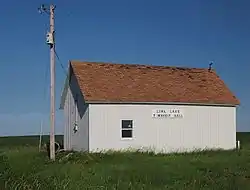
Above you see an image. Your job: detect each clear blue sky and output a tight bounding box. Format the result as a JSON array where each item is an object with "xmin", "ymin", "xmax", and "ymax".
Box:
[{"xmin": 0, "ymin": 0, "xmax": 249, "ymax": 136}]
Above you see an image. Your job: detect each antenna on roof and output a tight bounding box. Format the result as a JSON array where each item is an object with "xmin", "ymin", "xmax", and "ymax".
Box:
[{"xmin": 208, "ymin": 61, "xmax": 213, "ymax": 71}]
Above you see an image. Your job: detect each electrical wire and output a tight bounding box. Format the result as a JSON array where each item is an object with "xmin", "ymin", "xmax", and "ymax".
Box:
[
  {"xmin": 54, "ymin": 45, "xmax": 68, "ymax": 112},
  {"xmin": 42, "ymin": 61, "xmax": 50, "ymax": 102},
  {"xmin": 40, "ymin": 56, "xmax": 50, "ymax": 149},
  {"xmin": 54, "ymin": 45, "xmax": 67, "ymax": 76}
]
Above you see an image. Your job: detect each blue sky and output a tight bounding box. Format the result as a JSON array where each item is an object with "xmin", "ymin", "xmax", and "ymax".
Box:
[{"xmin": 0, "ymin": 0, "xmax": 249, "ymax": 136}]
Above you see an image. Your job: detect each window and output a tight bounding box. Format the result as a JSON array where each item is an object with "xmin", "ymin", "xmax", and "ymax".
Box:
[{"xmin": 121, "ymin": 120, "xmax": 133, "ymax": 138}]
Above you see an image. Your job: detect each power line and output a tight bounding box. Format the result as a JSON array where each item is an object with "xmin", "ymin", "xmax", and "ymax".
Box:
[
  {"xmin": 42, "ymin": 60, "xmax": 50, "ymax": 102},
  {"xmin": 55, "ymin": 48, "xmax": 67, "ymax": 76}
]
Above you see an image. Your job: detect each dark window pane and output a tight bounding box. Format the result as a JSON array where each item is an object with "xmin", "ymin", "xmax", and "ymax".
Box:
[
  {"xmin": 122, "ymin": 120, "xmax": 133, "ymax": 129},
  {"xmin": 122, "ymin": 130, "xmax": 132, "ymax": 138}
]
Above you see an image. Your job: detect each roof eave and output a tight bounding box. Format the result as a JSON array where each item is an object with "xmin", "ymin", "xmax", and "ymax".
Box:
[
  {"xmin": 59, "ymin": 61, "xmax": 71, "ymax": 110},
  {"xmin": 85, "ymin": 100, "xmax": 239, "ymax": 107}
]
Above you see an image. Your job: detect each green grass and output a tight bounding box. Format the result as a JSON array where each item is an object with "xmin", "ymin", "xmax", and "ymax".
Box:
[
  {"xmin": 0, "ymin": 133, "xmax": 250, "ymax": 189},
  {"xmin": 0, "ymin": 135, "xmax": 63, "ymax": 148}
]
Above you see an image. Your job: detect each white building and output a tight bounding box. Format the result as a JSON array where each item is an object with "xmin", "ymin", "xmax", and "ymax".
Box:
[{"xmin": 60, "ymin": 61, "xmax": 239, "ymax": 153}]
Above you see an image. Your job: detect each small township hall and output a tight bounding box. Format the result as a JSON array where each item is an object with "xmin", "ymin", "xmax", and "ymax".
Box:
[{"xmin": 60, "ymin": 61, "xmax": 239, "ymax": 153}]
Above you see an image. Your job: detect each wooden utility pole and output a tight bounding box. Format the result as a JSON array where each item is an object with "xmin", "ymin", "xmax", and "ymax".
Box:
[
  {"xmin": 49, "ymin": 4, "xmax": 56, "ymax": 161},
  {"xmin": 39, "ymin": 120, "xmax": 43, "ymax": 152},
  {"xmin": 38, "ymin": 4, "xmax": 56, "ymax": 160}
]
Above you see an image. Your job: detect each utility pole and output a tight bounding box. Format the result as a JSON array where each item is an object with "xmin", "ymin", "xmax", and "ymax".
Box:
[
  {"xmin": 39, "ymin": 120, "xmax": 43, "ymax": 152},
  {"xmin": 38, "ymin": 4, "xmax": 56, "ymax": 160},
  {"xmin": 49, "ymin": 4, "xmax": 56, "ymax": 161}
]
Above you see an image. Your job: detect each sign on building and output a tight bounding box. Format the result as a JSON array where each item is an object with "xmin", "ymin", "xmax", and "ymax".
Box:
[{"xmin": 152, "ymin": 108, "xmax": 184, "ymax": 119}]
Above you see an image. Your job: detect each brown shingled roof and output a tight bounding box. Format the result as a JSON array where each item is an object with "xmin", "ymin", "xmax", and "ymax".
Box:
[{"xmin": 70, "ymin": 61, "xmax": 239, "ymax": 105}]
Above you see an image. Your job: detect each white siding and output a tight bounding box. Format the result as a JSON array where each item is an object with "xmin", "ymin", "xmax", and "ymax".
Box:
[
  {"xmin": 63, "ymin": 90, "xmax": 70, "ymax": 150},
  {"xmin": 89, "ymin": 104, "xmax": 236, "ymax": 153},
  {"xmin": 63, "ymin": 74, "xmax": 89, "ymax": 151}
]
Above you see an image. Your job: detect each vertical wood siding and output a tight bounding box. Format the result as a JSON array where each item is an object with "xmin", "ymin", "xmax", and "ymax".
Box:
[
  {"xmin": 89, "ymin": 104, "xmax": 236, "ymax": 153},
  {"xmin": 63, "ymin": 74, "xmax": 89, "ymax": 151}
]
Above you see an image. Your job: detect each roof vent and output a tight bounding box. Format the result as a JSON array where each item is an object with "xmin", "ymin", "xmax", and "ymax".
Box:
[{"xmin": 208, "ymin": 61, "xmax": 213, "ymax": 71}]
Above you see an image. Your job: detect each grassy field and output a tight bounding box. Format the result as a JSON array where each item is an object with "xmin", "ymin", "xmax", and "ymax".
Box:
[
  {"xmin": 0, "ymin": 133, "xmax": 250, "ymax": 189},
  {"xmin": 0, "ymin": 135, "xmax": 63, "ymax": 148}
]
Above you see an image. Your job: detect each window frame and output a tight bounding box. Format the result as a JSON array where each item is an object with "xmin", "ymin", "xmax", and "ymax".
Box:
[{"xmin": 120, "ymin": 119, "xmax": 134, "ymax": 140}]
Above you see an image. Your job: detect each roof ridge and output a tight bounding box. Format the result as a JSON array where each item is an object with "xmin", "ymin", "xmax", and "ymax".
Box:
[{"xmin": 70, "ymin": 60, "xmax": 209, "ymax": 71}]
